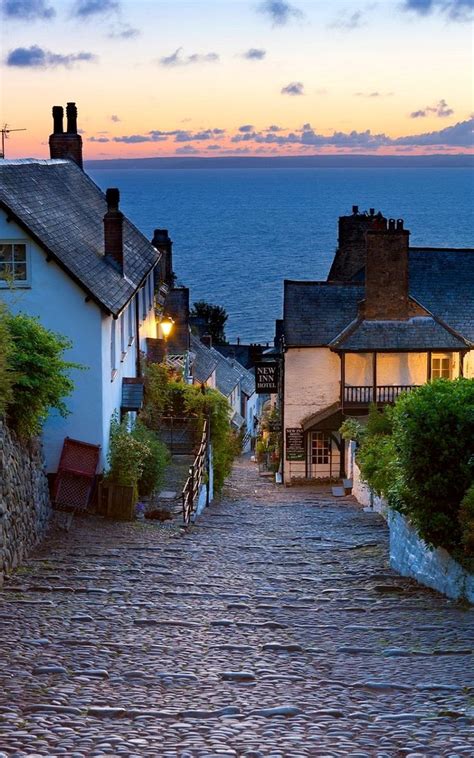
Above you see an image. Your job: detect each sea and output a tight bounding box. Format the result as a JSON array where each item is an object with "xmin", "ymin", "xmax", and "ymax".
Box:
[{"xmin": 89, "ymin": 167, "xmax": 474, "ymax": 344}]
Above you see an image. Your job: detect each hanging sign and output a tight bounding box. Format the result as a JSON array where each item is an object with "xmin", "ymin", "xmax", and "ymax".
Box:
[
  {"xmin": 285, "ymin": 427, "xmax": 305, "ymax": 461},
  {"xmin": 255, "ymin": 362, "xmax": 279, "ymax": 394}
]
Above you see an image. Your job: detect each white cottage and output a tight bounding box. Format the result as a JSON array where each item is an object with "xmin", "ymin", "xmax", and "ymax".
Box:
[
  {"xmin": 0, "ymin": 103, "xmax": 162, "ymax": 472},
  {"xmin": 281, "ymin": 210, "xmax": 474, "ymax": 483}
]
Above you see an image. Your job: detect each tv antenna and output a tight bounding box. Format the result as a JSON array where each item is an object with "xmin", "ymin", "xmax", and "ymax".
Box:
[{"xmin": 1, "ymin": 124, "xmax": 27, "ymax": 159}]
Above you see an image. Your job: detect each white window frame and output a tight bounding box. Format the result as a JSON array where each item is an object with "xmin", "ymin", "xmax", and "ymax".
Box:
[
  {"xmin": 431, "ymin": 353, "xmax": 452, "ymax": 380},
  {"xmin": 0, "ymin": 240, "xmax": 31, "ymax": 288},
  {"xmin": 111, "ymin": 318, "xmax": 117, "ymax": 380}
]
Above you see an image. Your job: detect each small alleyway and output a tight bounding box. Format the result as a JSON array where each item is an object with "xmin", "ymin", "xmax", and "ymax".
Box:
[{"xmin": 0, "ymin": 458, "xmax": 473, "ymax": 757}]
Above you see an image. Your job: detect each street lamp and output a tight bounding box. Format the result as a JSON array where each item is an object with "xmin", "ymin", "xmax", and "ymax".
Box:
[{"xmin": 160, "ymin": 315, "xmax": 174, "ymax": 363}]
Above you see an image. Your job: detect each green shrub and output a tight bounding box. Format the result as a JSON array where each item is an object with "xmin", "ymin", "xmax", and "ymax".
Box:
[
  {"xmin": 459, "ymin": 483, "xmax": 474, "ymax": 557},
  {"xmin": 6, "ymin": 313, "xmax": 81, "ymax": 437},
  {"xmin": 107, "ymin": 413, "xmax": 148, "ymax": 487},
  {"xmin": 142, "ymin": 364, "xmax": 238, "ymax": 494},
  {"xmin": 0, "ymin": 304, "xmax": 13, "ymax": 416},
  {"xmin": 131, "ymin": 420, "xmax": 170, "ymax": 496},
  {"xmin": 389, "ymin": 379, "xmax": 474, "ymax": 552}
]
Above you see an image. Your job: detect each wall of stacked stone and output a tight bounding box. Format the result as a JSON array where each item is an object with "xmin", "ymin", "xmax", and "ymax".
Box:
[{"xmin": 0, "ymin": 419, "xmax": 51, "ymax": 585}]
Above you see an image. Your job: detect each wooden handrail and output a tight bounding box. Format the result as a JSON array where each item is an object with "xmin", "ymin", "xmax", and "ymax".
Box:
[{"xmin": 182, "ymin": 419, "xmax": 209, "ymax": 525}]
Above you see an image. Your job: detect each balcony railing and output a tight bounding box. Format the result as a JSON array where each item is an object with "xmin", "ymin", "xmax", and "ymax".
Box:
[{"xmin": 344, "ymin": 385, "xmax": 420, "ymax": 405}]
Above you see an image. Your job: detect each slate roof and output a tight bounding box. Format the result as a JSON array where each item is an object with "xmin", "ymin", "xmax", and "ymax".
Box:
[
  {"xmin": 330, "ymin": 317, "xmax": 469, "ymax": 351},
  {"xmin": 190, "ymin": 334, "xmax": 218, "ymax": 383},
  {"xmin": 223, "ymin": 356, "xmax": 255, "ymax": 396},
  {"xmin": 0, "ymin": 159, "xmax": 159, "ymax": 316},
  {"xmin": 284, "ymin": 281, "xmax": 364, "ymax": 347},
  {"xmin": 209, "ymin": 347, "xmax": 242, "ymax": 398},
  {"xmin": 284, "ymin": 247, "xmax": 474, "ymax": 349}
]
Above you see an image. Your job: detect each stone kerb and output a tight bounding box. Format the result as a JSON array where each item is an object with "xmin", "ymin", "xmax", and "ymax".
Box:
[{"xmin": 0, "ymin": 419, "xmax": 51, "ymax": 585}]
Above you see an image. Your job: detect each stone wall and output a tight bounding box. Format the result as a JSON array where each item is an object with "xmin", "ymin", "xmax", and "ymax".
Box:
[
  {"xmin": 389, "ymin": 511, "xmax": 474, "ymax": 604},
  {"xmin": 0, "ymin": 420, "xmax": 51, "ymax": 584},
  {"xmin": 350, "ymin": 449, "xmax": 474, "ymax": 603}
]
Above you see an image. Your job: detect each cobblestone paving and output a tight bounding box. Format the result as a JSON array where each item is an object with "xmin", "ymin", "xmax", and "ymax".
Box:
[{"xmin": 0, "ymin": 458, "xmax": 473, "ymax": 757}]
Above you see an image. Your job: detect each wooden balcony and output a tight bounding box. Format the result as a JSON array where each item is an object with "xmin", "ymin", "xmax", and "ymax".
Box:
[{"xmin": 343, "ymin": 384, "xmax": 420, "ymax": 407}]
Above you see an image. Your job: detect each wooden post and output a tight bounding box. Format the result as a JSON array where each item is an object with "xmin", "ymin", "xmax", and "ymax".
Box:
[
  {"xmin": 427, "ymin": 351, "xmax": 432, "ymax": 382},
  {"xmin": 340, "ymin": 353, "xmax": 345, "ymax": 410},
  {"xmin": 372, "ymin": 351, "xmax": 377, "ymax": 404}
]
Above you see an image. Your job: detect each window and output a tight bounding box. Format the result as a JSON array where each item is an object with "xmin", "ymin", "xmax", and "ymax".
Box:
[
  {"xmin": 120, "ymin": 312, "xmax": 125, "ymax": 358},
  {"xmin": 0, "ymin": 242, "xmax": 29, "ymax": 286},
  {"xmin": 311, "ymin": 432, "xmax": 330, "ymax": 465},
  {"xmin": 111, "ymin": 318, "xmax": 117, "ymax": 378},
  {"xmin": 128, "ymin": 302, "xmax": 134, "ymax": 344},
  {"xmin": 432, "ymin": 353, "xmax": 451, "ymax": 380}
]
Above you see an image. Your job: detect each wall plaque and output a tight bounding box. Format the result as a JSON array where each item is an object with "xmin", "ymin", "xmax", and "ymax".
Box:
[{"xmin": 286, "ymin": 427, "xmax": 305, "ymax": 461}]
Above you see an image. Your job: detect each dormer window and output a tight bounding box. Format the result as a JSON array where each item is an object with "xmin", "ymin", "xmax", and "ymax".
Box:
[
  {"xmin": 0, "ymin": 242, "xmax": 29, "ymax": 287},
  {"xmin": 431, "ymin": 353, "xmax": 452, "ymax": 380}
]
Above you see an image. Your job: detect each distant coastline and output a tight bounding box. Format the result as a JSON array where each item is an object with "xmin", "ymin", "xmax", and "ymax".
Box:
[{"xmin": 85, "ymin": 154, "xmax": 474, "ymax": 170}]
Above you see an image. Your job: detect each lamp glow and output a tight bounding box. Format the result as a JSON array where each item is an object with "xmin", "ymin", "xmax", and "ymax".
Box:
[{"xmin": 161, "ymin": 316, "xmax": 174, "ymax": 339}]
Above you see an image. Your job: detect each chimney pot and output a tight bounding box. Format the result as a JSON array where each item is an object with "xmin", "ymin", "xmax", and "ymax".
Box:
[
  {"xmin": 52, "ymin": 106, "xmax": 64, "ymax": 134},
  {"xmin": 106, "ymin": 187, "xmax": 120, "ymax": 210},
  {"xmin": 201, "ymin": 334, "xmax": 212, "ymax": 349},
  {"xmin": 397, "ymin": 218, "xmax": 404, "ymax": 230},
  {"xmin": 352, "ymin": 205, "xmax": 359, "ymax": 214},
  {"xmin": 369, "ymin": 207, "xmax": 375, "ymax": 216},
  {"xmin": 66, "ymin": 102, "xmax": 78, "ymax": 134}
]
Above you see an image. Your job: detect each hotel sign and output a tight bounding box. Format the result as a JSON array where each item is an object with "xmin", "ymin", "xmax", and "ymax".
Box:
[
  {"xmin": 285, "ymin": 428, "xmax": 305, "ymax": 461},
  {"xmin": 255, "ymin": 362, "xmax": 279, "ymax": 394}
]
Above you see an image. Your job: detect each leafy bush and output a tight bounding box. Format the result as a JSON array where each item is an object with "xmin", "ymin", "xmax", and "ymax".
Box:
[
  {"xmin": 6, "ymin": 313, "xmax": 80, "ymax": 437},
  {"xmin": 107, "ymin": 413, "xmax": 148, "ymax": 487},
  {"xmin": 0, "ymin": 304, "xmax": 13, "ymax": 416},
  {"xmin": 389, "ymin": 379, "xmax": 474, "ymax": 552},
  {"xmin": 142, "ymin": 364, "xmax": 238, "ymax": 493},
  {"xmin": 459, "ymin": 484, "xmax": 474, "ymax": 562},
  {"xmin": 340, "ymin": 417, "xmax": 363, "ymax": 444},
  {"xmin": 132, "ymin": 420, "xmax": 170, "ymax": 496}
]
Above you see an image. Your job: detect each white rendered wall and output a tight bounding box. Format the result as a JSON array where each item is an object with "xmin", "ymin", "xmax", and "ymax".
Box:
[
  {"xmin": 377, "ymin": 352, "xmax": 427, "ymax": 385},
  {"xmin": 0, "ymin": 214, "xmax": 103, "ymax": 472},
  {"xmin": 283, "ymin": 347, "xmax": 341, "ymax": 480}
]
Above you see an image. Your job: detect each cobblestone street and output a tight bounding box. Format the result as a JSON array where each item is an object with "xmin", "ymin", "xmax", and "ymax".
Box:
[{"xmin": 0, "ymin": 457, "xmax": 473, "ymax": 757}]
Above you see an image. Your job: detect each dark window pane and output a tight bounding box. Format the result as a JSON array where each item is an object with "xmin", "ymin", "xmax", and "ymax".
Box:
[
  {"xmin": 14, "ymin": 263, "xmax": 27, "ymax": 280},
  {"xmin": 0, "ymin": 244, "xmax": 12, "ymax": 262},
  {"xmin": 13, "ymin": 244, "xmax": 26, "ymax": 261}
]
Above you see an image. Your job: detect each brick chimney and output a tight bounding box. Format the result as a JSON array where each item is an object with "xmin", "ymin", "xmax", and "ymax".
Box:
[
  {"xmin": 365, "ymin": 218, "xmax": 410, "ymax": 320},
  {"xmin": 201, "ymin": 334, "xmax": 212, "ymax": 349},
  {"xmin": 104, "ymin": 188, "xmax": 124, "ymax": 274},
  {"xmin": 49, "ymin": 102, "xmax": 83, "ymax": 168},
  {"xmin": 328, "ymin": 206, "xmax": 384, "ymax": 281},
  {"xmin": 152, "ymin": 228, "xmax": 173, "ymax": 285}
]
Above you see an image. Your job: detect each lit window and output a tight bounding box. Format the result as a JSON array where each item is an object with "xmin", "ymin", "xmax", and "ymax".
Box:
[
  {"xmin": 432, "ymin": 353, "xmax": 451, "ymax": 380},
  {"xmin": 311, "ymin": 432, "xmax": 330, "ymax": 465},
  {"xmin": 0, "ymin": 242, "xmax": 29, "ymax": 286}
]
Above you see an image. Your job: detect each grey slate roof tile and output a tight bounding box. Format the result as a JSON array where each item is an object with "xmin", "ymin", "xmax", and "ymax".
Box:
[
  {"xmin": 0, "ymin": 159, "xmax": 159, "ymax": 316},
  {"xmin": 330, "ymin": 317, "xmax": 469, "ymax": 351},
  {"xmin": 190, "ymin": 334, "xmax": 218, "ymax": 383},
  {"xmin": 209, "ymin": 347, "xmax": 242, "ymax": 398},
  {"xmin": 284, "ymin": 281, "xmax": 364, "ymax": 346}
]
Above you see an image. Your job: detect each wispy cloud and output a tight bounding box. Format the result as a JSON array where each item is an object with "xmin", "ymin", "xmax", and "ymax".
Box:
[
  {"xmin": 239, "ymin": 124, "xmax": 254, "ymax": 132},
  {"xmin": 354, "ymin": 91, "xmax": 394, "ymax": 97},
  {"xmin": 402, "ymin": 0, "xmax": 473, "ymax": 21},
  {"xmin": 110, "ymin": 114, "xmax": 121, "ymax": 122},
  {"xmin": 72, "ymin": 0, "xmax": 118, "ymax": 17},
  {"xmin": 176, "ymin": 145, "xmax": 199, "ymax": 154},
  {"xmin": 159, "ymin": 47, "xmax": 220, "ymax": 67},
  {"xmin": 6, "ymin": 45, "xmax": 96, "ymax": 67},
  {"xmin": 108, "ymin": 23, "xmax": 139, "ymax": 39},
  {"xmin": 258, "ymin": 0, "xmax": 303, "ymax": 26},
  {"xmin": 410, "ymin": 99, "xmax": 454, "ymax": 118},
  {"xmin": 329, "ymin": 10, "xmax": 364, "ymax": 29},
  {"xmin": 2, "ymin": 0, "xmax": 55, "ymax": 19},
  {"xmin": 281, "ymin": 81, "xmax": 304, "ymax": 96},
  {"xmin": 242, "ymin": 47, "xmax": 266, "ymax": 60}
]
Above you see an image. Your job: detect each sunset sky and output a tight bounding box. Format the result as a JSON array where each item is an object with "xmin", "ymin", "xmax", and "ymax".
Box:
[{"xmin": 1, "ymin": 0, "xmax": 473, "ymax": 159}]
